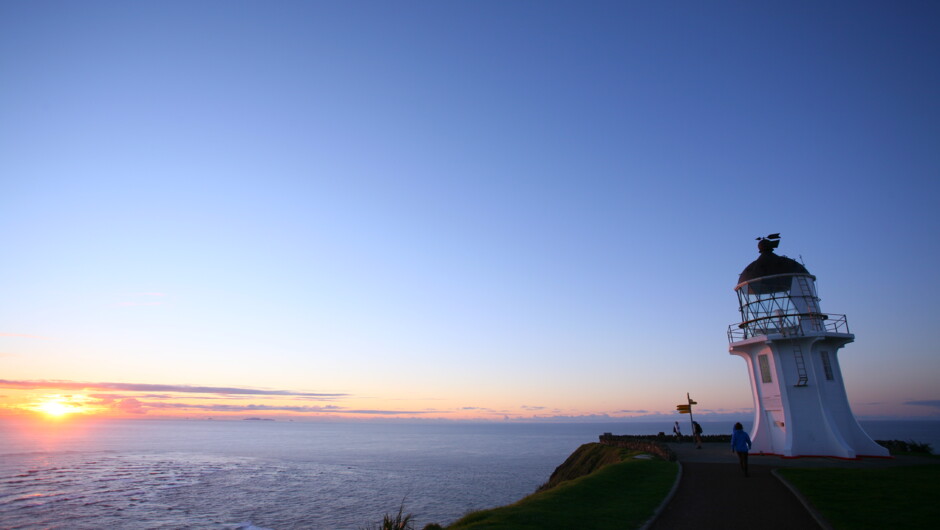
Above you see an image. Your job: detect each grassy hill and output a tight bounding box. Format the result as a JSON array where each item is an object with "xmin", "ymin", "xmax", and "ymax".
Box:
[{"xmin": 445, "ymin": 443, "xmax": 677, "ymax": 529}]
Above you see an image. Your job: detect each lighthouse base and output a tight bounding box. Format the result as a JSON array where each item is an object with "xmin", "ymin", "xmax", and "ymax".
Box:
[
  {"xmin": 730, "ymin": 335, "xmax": 889, "ymax": 459},
  {"xmin": 748, "ymin": 404, "xmax": 890, "ymax": 459}
]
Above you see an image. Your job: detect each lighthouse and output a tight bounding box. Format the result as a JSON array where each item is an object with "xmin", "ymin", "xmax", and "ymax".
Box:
[{"xmin": 728, "ymin": 235, "xmax": 888, "ymax": 458}]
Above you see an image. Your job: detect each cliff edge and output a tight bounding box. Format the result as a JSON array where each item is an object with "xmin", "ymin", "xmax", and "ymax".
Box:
[{"xmin": 537, "ymin": 442, "xmax": 636, "ymax": 492}]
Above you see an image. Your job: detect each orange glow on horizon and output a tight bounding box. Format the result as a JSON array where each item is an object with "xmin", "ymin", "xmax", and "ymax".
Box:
[
  {"xmin": 23, "ymin": 395, "xmax": 101, "ymax": 420},
  {"xmin": 36, "ymin": 400, "xmax": 74, "ymax": 418},
  {"xmin": 0, "ymin": 389, "xmax": 677, "ymax": 422}
]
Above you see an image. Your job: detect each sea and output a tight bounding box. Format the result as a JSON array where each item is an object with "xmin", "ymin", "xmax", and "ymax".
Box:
[{"xmin": 1, "ymin": 419, "xmax": 937, "ymax": 529}]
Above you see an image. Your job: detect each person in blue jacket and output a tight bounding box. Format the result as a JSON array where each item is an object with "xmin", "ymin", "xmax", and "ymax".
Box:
[{"xmin": 731, "ymin": 422, "xmax": 752, "ymax": 477}]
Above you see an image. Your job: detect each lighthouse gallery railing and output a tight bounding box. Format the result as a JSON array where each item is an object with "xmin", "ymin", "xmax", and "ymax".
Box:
[{"xmin": 728, "ymin": 313, "xmax": 850, "ymax": 343}]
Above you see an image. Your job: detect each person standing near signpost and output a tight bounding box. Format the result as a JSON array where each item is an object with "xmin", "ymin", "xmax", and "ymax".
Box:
[
  {"xmin": 692, "ymin": 421, "xmax": 703, "ymax": 449},
  {"xmin": 673, "ymin": 421, "xmax": 682, "ymax": 442}
]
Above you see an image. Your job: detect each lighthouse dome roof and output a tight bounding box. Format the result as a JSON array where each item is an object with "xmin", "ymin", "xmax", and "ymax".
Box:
[{"xmin": 738, "ymin": 248, "xmax": 810, "ymax": 285}]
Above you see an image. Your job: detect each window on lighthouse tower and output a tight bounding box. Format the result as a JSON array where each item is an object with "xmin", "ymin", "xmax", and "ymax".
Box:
[
  {"xmin": 758, "ymin": 355, "xmax": 773, "ymax": 383},
  {"xmin": 821, "ymin": 351, "xmax": 834, "ymax": 380}
]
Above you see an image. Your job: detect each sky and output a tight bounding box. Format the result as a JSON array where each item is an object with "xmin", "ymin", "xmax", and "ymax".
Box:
[{"xmin": 1, "ymin": 1, "xmax": 938, "ymax": 422}]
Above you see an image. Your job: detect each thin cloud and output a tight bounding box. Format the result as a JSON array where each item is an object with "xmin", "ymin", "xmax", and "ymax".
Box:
[
  {"xmin": 93, "ymin": 393, "xmax": 266, "ymax": 401},
  {"xmin": 905, "ymin": 400, "xmax": 940, "ymax": 410},
  {"xmin": 517, "ymin": 413, "xmax": 619, "ymax": 422},
  {"xmin": 461, "ymin": 406, "xmax": 513, "ymax": 414},
  {"xmin": 0, "ymin": 380, "xmax": 346, "ymax": 399},
  {"xmin": 124, "ymin": 401, "xmax": 436, "ymax": 415},
  {"xmin": 521, "ymin": 405, "xmax": 546, "ymax": 411},
  {"xmin": 89, "ymin": 393, "xmax": 175, "ymax": 400},
  {"xmin": 112, "ymin": 398, "xmax": 147, "ymax": 414},
  {"xmin": 145, "ymin": 402, "xmax": 345, "ymax": 412},
  {"xmin": 343, "ymin": 409, "xmax": 439, "ymax": 415}
]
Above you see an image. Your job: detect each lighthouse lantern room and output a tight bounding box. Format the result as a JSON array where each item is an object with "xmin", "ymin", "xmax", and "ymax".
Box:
[{"xmin": 728, "ymin": 235, "xmax": 887, "ymax": 458}]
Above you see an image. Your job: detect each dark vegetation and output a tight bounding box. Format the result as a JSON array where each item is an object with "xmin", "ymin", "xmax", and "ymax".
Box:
[
  {"xmin": 874, "ymin": 439, "xmax": 933, "ymax": 455},
  {"xmin": 597, "ymin": 433, "xmax": 677, "ymax": 460},
  {"xmin": 609, "ymin": 432, "xmax": 731, "ymax": 444},
  {"xmin": 361, "ymin": 500, "xmax": 416, "ymax": 530},
  {"xmin": 606, "ymin": 433, "xmax": 935, "ymax": 456}
]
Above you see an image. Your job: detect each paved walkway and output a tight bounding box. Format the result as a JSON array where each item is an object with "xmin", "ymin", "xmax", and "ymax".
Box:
[
  {"xmin": 648, "ymin": 442, "xmax": 937, "ymax": 529},
  {"xmin": 648, "ymin": 460, "xmax": 821, "ymax": 529}
]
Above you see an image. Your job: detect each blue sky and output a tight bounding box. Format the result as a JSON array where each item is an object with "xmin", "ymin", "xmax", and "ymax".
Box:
[{"xmin": 1, "ymin": 1, "xmax": 938, "ymax": 420}]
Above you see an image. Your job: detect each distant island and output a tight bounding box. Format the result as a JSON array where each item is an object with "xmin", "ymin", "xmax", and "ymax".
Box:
[{"xmin": 243, "ymin": 417, "xmax": 275, "ymax": 421}]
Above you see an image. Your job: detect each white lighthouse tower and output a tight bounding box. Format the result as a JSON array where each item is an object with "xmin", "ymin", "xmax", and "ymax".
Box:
[{"xmin": 728, "ymin": 235, "xmax": 888, "ymax": 458}]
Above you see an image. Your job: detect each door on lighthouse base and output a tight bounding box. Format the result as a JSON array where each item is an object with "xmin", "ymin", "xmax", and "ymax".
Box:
[{"xmin": 765, "ymin": 409, "xmax": 786, "ymax": 455}]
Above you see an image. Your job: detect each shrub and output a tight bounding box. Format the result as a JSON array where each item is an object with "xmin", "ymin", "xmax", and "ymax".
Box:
[
  {"xmin": 875, "ymin": 439, "xmax": 934, "ymax": 455},
  {"xmin": 362, "ymin": 501, "xmax": 414, "ymax": 530}
]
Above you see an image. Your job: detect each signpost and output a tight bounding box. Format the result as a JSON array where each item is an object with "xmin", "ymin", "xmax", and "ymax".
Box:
[{"xmin": 676, "ymin": 393, "xmax": 698, "ymax": 438}]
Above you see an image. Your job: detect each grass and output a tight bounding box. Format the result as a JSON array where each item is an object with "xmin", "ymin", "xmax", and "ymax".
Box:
[
  {"xmin": 778, "ymin": 465, "xmax": 940, "ymax": 529},
  {"xmin": 536, "ymin": 443, "xmax": 639, "ymax": 492},
  {"xmin": 448, "ymin": 452, "xmax": 677, "ymax": 529}
]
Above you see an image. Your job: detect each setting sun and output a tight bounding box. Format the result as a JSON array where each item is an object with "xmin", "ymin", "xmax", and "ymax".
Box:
[
  {"xmin": 36, "ymin": 400, "xmax": 73, "ymax": 417},
  {"xmin": 28, "ymin": 396, "xmax": 86, "ymax": 419}
]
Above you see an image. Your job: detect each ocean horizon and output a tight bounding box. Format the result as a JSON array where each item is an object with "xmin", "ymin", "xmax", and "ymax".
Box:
[{"xmin": 1, "ymin": 418, "xmax": 936, "ymax": 529}]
